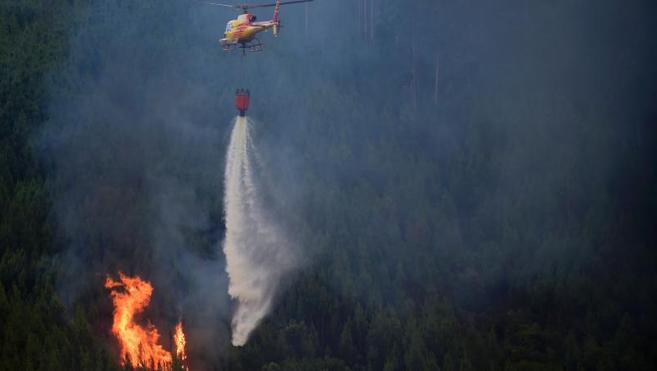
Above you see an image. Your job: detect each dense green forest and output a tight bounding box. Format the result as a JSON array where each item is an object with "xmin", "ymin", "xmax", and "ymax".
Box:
[{"xmin": 1, "ymin": 0, "xmax": 657, "ymax": 370}]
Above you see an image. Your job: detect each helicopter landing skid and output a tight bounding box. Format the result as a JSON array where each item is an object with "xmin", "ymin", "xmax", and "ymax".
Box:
[
  {"xmin": 242, "ymin": 39, "xmax": 264, "ymax": 53},
  {"xmin": 222, "ymin": 40, "xmax": 264, "ymax": 54}
]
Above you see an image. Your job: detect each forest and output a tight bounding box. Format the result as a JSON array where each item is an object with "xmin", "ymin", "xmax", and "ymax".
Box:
[{"xmin": 1, "ymin": 0, "xmax": 656, "ymax": 370}]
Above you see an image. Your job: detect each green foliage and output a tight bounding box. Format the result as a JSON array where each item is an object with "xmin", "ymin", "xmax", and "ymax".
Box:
[
  {"xmin": 1, "ymin": 0, "xmax": 656, "ymax": 370},
  {"xmin": 0, "ymin": 1, "xmax": 118, "ymax": 370}
]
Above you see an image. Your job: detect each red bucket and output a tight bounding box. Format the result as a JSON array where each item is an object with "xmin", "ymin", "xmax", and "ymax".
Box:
[{"xmin": 235, "ymin": 89, "xmax": 250, "ymax": 117}]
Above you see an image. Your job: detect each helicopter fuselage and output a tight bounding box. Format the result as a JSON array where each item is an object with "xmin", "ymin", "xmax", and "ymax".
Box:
[{"xmin": 220, "ymin": 13, "xmax": 276, "ymax": 48}]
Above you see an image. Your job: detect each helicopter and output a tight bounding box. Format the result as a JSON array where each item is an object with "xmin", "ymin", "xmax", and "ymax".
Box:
[{"xmin": 204, "ymin": 0, "xmax": 313, "ymax": 53}]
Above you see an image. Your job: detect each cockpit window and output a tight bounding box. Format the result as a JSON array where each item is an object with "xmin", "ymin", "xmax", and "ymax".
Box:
[{"xmin": 225, "ymin": 22, "xmax": 232, "ymax": 32}]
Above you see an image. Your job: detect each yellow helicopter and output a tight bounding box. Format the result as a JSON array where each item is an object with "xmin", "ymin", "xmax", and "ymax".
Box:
[{"xmin": 204, "ymin": 0, "xmax": 313, "ymax": 53}]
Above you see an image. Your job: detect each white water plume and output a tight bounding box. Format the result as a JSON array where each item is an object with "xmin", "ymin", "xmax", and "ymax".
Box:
[{"xmin": 223, "ymin": 116, "xmax": 296, "ymax": 346}]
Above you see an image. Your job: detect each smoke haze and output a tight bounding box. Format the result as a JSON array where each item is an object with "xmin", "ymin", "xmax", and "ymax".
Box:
[{"xmin": 29, "ymin": 0, "xmax": 657, "ymax": 368}]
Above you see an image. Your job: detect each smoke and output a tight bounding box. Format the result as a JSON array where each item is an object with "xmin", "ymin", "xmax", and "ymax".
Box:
[
  {"xmin": 35, "ymin": 2, "xmax": 237, "ymax": 364},
  {"xmin": 223, "ymin": 116, "xmax": 297, "ymax": 346},
  {"xmin": 33, "ymin": 0, "xmax": 657, "ymax": 365},
  {"xmin": 34, "ymin": 0, "xmax": 307, "ymax": 363}
]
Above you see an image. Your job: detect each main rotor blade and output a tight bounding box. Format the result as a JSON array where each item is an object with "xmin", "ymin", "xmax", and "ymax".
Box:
[
  {"xmin": 240, "ymin": 0, "xmax": 314, "ymax": 10},
  {"xmin": 203, "ymin": 2, "xmax": 241, "ymax": 9},
  {"xmin": 200, "ymin": 0, "xmax": 312, "ymax": 11}
]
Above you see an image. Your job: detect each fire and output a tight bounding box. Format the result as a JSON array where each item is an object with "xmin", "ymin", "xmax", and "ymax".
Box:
[
  {"xmin": 105, "ymin": 273, "xmax": 188, "ymax": 370},
  {"xmin": 174, "ymin": 321, "xmax": 187, "ymax": 362}
]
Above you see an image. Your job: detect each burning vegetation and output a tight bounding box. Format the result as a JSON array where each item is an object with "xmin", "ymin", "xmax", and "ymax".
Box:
[
  {"xmin": 174, "ymin": 322, "xmax": 187, "ymax": 364},
  {"xmin": 105, "ymin": 273, "xmax": 188, "ymax": 370}
]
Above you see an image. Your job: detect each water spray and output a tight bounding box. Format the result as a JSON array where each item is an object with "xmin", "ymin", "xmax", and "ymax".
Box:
[{"xmin": 222, "ymin": 92, "xmax": 296, "ymax": 346}]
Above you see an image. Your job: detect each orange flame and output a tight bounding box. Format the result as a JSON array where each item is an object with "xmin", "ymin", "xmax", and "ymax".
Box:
[
  {"xmin": 105, "ymin": 273, "xmax": 174, "ymax": 369},
  {"xmin": 174, "ymin": 321, "xmax": 188, "ymax": 367}
]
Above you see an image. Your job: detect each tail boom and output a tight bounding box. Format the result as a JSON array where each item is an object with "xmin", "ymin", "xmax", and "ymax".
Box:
[{"xmin": 272, "ymin": 0, "xmax": 281, "ymax": 36}]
